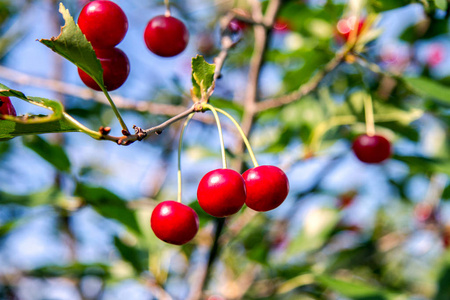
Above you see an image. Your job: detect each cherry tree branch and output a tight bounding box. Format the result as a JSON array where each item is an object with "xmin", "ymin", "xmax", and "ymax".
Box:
[
  {"xmin": 255, "ymin": 50, "xmax": 347, "ymax": 112},
  {"xmin": 0, "ymin": 65, "xmax": 188, "ymax": 116}
]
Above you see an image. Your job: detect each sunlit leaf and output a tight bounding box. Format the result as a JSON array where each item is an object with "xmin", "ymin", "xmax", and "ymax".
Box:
[
  {"xmin": 404, "ymin": 77, "xmax": 450, "ymax": 104},
  {"xmin": 316, "ymin": 275, "xmax": 400, "ymax": 299},
  {"xmin": 39, "ymin": 3, "xmax": 104, "ymax": 87},
  {"xmin": 114, "ymin": 236, "xmax": 145, "ymax": 274},
  {"xmin": 75, "ymin": 184, "xmax": 142, "ymax": 236},
  {"xmin": 0, "ymin": 84, "xmax": 82, "ymax": 141},
  {"xmin": 191, "ymin": 55, "xmax": 215, "ymax": 102},
  {"xmin": 23, "ymin": 135, "xmax": 71, "ymax": 173}
]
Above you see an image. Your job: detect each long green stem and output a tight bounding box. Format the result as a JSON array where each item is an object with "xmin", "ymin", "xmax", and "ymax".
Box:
[
  {"xmin": 63, "ymin": 112, "xmax": 103, "ymax": 139},
  {"xmin": 101, "ymin": 87, "xmax": 129, "ymax": 133},
  {"xmin": 215, "ymin": 107, "xmax": 259, "ymax": 167},
  {"xmin": 364, "ymin": 94, "xmax": 375, "ymax": 136},
  {"xmin": 177, "ymin": 113, "xmax": 194, "ymax": 203},
  {"xmin": 204, "ymin": 104, "xmax": 227, "ymax": 169}
]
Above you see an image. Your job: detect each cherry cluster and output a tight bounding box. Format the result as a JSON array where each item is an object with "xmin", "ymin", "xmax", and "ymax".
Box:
[
  {"xmin": 77, "ymin": 0, "xmax": 189, "ymax": 91},
  {"xmin": 77, "ymin": 0, "xmax": 130, "ymax": 91},
  {"xmin": 151, "ymin": 165, "xmax": 290, "ymax": 245}
]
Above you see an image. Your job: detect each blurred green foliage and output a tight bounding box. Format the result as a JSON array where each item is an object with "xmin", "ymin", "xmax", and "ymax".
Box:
[{"xmin": 0, "ymin": 0, "xmax": 449, "ymax": 299}]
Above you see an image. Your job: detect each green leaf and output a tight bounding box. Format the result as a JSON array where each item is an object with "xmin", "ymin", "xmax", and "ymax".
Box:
[
  {"xmin": 23, "ymin": 135, "xmax": 71, "ymax": 172},
  {"xmin": 368, "ymin": 0, "xmax": 412, "ymax": 12},
  {"xmin": 400, "ymin": 19, "xmax": 449, "ymax": 43},
  {"xmin": 404, "ymin": 77, "xmax": 450, "ymax": 105},
  {"xmin": 0, "ymin": 84, "xmax": 81, "ymax": 141},
  {"xmin": 39, "ymin": 3, "xmax": 104, "ymax": 87},
  {"xmin": 394, "ymin": 155, "xmax": 450, "ymax": 176},
  {"xmin": 191, "ymin": 55, "xmax": 215, "ymax": 102},
  {"xmin": 443, "ymin": 184, "xmax": 450, "ymax": 200},
  {"xmin": 0, "ymin": 83, "xmax": 64, "ymax": 120},
  {"xmin": 235, "ymin": 214, "xmax": 271, "ymax": 265},
  {"xmin": 189, "ymin": 201, "xmax": 214, "ymax": 227},
  {"xmin": 434, "ymin": 253, "xmax": 450, "ymax": 300},
  {"xmin": 75, "ymin": 184, "xmax": 142, "ymax": 236},
  {"xmin": 0, "ymin": 188, "xmax": 65, "ymax": 207},
  {"xmin": 114, "ymin": 236, "xmax": 145, "ymax": 274},
  {"xmin": 28, "ymin": 263, "xmax": 110, "ymax": 279},
  {"xmin": 209, "ymin": 98, "xmax": 244, "ymax": 117},
  {"xmin": 434, "ymin": 0, "xmax": 448, "ymax": 10},
  {"xmin": 316, "ymin": 275, "xmax": 400, "ymax": 300},
  {"xmin": 0, "ymin": 219, "xmax": 27, "ymax": 238},
  {"xmin": 286, "ymin": 208, "xmax": 340, "ymax": 256},
  {"xmin": 0, "ymin": 119, "xmax": 80, "ymax": 141},
  {"xmin": 0, "ymin": 84, "xmax": 101, "ymax": 141}
]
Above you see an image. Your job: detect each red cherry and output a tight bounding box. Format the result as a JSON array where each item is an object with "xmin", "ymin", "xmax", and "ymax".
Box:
[
  {"xmin": 144, "ymin": 15, "xmax": 189, "ymax": 57},
  {"xmin": 78, "ymin": 47, "xmax": 130, "ymax": 91},
  {"xmin": 227, "ymin": 19, "xmax": 247, "ymax": 34},
  {"xmin": 197, "ymin": 169, "xmax": 246, "ymax": 218},
  {"xmin": 242, "ymin": 165, "xmax": 289, "ymax": 212},
  {"xmin": 352, "ymin": 134, "xmax": 391, "ymax": 164},
  {"xmin": 78, "ymin": 0, "xmax": 128, "ymax": 48},
  {"xmin": 273, "ymin": 18, "xmax": 291, "ymax": 32},
  {"xmin": 151, "ymin": 200, "xmax": 199, "ymax": 245},
  {"xmin": 336, "ymin": 16, "xmax": 364, "ymax": 42},
  {"xmin": 0, "ymin": 96, "xmax": 16, "ymax": 117}
]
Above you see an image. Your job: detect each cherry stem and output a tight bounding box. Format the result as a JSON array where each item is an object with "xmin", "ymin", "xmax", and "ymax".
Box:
[
  {"xmin": 215, "ymin": 107, "xmax": 259, "ymax": 167},
  {"xmin": 177, "ymin": 113, "xmax": 194, "ymax": 203},
  {"xmin": 204, "ymin": 103, "xmax": 227, "ymax": 169},
  {"xmin": 63, "ymin": 112, "xmax": 103, "ymax": 139},
  {"xmin": 100, "ymin": 87, "xmax": 129, "ymax": 134},
  {"xmin": 164, "ymin": 0, "xmax": 171, "ymax": 17},
  {"xmin": 364, "ymin": 94, "xmax": 375, "ymax": 136}
]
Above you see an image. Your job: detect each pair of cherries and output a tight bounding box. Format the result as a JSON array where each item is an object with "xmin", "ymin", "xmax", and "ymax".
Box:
[
  {"xmin": 151, "ymin": 165, "xmax": 290, "ymax": 245},
  {"xmin": 77, "ymin": 0, "xmax": 130, "ymax": 91},
  {"xmin": 77, "ymin": 0, "xmax": 189, "ymax": 91}
]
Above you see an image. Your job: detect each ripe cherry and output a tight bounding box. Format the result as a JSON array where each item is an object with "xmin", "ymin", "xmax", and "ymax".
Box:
[
  {"xmin": 78, "ymin": 47, "xmax": 130, "ymax": 91},
  {"xmin": 227, "ymin": 19, "xmax": 247, "ymax": 34},
  {"xmin": 336, "ymin": 16, "xmax": 364, "ymax": 42},
  {"xmin": 78, "ymin": 0, "xmax": 128, "ymax": 48},
  {"xmin": 273, "ymin": 18, "xmax": 291, "ymax": 32},
  {"xmin": 0, "ymin": 96, "xmax": 16, "ymax": 117},
  {"xmin": 144, "ymin": 15, "xmax": 189, "ymax": 57},
  {"xmin": 242, "ymin": 165, "xmax": 289, "ymax": 212},
  {"xmin": 151, "ymin": 200, "xmax": 199, "ymax": 245},
  {"xmin": 352, "ymin": 134, "xmax": 391, "ymax": 164},
  {"xmin": 197, "ymin": 169, "xmax": 246, "ymax": 218}
]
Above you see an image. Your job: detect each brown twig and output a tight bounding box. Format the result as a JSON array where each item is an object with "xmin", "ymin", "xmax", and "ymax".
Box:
[
  {"xmin": 255, "ymin": 50, "xmax": 347, "ymax": 112},
  {"xmin": 0, "ymin": 65, "xmax": 188, "ymax": 116},
  {"xmin": 97, "ymin": 105, "xmax": 196, "ymax": 145}
]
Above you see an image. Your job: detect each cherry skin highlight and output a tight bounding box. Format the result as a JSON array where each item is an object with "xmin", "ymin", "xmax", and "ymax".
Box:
[
  {"xmin": 78, "ymin": 47, "xmax": 130, "ymax": 91},
  {"xmin": 0, "ymin": 96, "xmax": 16, "ymax": 117},
  {"xmin": 151, "ymin": 200, "xmax": 199, "ymax": 245},
  {"xmin": 197, "ymin": 169, "xmax": 246, "ymax": 218},
  {"xmin": 352, "ymin": 134, "xmax": 392, "ymax": 164},
  {"xmin": 144, "ymin": 15, "xmax": 189, "ymax": 57},
  {"xmin": 242, "ymin": 165, "xmax": 289, "ymax": 212},
  {"xmin": 78, "ymin": 0, "xmax": 128, "ymax": 48}
]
